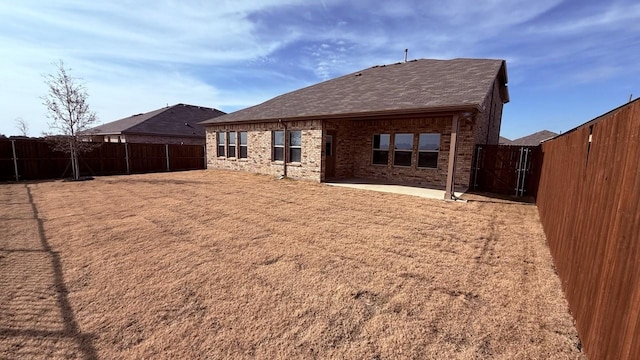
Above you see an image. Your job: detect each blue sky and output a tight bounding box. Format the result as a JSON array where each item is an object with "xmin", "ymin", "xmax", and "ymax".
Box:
[{"xmin": 1, "ymin": 0, "xmax": 639, "ymax": 139}]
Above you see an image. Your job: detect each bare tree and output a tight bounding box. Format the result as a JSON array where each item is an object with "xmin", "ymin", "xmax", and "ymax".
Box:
[
  {"xmin": 42, "ymin": 60, "xmax": 98, "ymax": 180},
  {"xmin": 14, "ymin": 117, "xmax": 29, "ymax": 137}
]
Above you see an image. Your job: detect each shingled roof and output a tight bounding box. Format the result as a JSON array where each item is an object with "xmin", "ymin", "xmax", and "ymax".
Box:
[
  {"xmin": 201, "ymin": 58, "xmax": 508, "ymax": 125},
  {"xmin": 499, "ymin": 136, "xmax": 513, "ymax": 145},
  {"xmin": 511, "ymin": 130, "xmax": 558, "ymax": 146},
  {"xmin": 91, "ymin": 104, "xmax": 225, "ymax": 137}
]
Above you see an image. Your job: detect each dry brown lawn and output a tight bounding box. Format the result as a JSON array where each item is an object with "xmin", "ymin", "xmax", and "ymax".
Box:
[{"xmin": 0, "ymin": 170, "xmax": 584, "ymax": 359}]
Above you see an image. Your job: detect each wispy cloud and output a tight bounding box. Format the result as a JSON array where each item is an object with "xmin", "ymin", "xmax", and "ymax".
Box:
[{"xmin": 526, "ymin": 3, "xmax": 640, "ymax": 35}]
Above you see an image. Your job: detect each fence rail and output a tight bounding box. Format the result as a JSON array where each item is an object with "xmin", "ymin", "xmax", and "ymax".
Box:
[
  {"xmin": 0, "ymin": 139, "xmax": 206, "ymax": 181},
  {"xmin": 536, "ymin": 99, "xmax": 640, "ymax": 360}
]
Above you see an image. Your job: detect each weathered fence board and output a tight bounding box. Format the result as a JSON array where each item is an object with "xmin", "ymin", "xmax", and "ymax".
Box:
[
  {"xmin": 0, "ymin": 139, "xmax": 205, "ymax": 181},
  {"xmin": 536, "ymin": 99, "xmax": 640, "ymax": 359}
]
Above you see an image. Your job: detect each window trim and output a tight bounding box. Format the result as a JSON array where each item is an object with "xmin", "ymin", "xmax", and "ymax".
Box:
[
  {"xmin": 217, "ymin": 132, "xmax": 226, "ymax": 157},
  {"xmin": 372, "ymin": 133, "xmax": 390, "ymax": 166},
  {"xmin": 228, "ymin": 131, "xmax": 237, "ymax": 158},
  {"xmin": 272, "ymin": 130, "xmax": 285, "ymax": 162},
  {"xmin": 393, "ymin": 133, "xmax": 414, "ymax": 167},
  {"xmin": 417, "ymin": 133, "xmax": 441, "ymax": 169},
  {"xmin": 238, "ymin": 131, "xmax": 248, "ymax": 159},
  {"xmin": 289, "ymin": 130, "xmax": 302, "ymax": 163}
]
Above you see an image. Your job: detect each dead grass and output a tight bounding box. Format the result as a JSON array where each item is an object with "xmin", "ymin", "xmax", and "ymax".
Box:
[{"xmin": 0, "ymin": 170, "xmax": 584, "ymax": 359}]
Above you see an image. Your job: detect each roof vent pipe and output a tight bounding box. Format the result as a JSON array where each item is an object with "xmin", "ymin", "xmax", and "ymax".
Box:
[{"xmin": 404, "ymin": 49, "xmax": 408, "ymax": 62}]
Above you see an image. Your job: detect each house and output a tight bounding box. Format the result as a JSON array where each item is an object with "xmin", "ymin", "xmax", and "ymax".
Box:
[
  {"xmin": 200, "ymin": 58, "xmax": 509, "ymax": 199},
  {"xmin": 499, "ymin": 136, "xmax": 513, "ymax": 145},
  {"xmin": 510, "ymin": 130, "xmax": 558, "ymax": 146},
  {"xmin": 89, "ymin": 103, "xmax": 225, "ymax": 145}
]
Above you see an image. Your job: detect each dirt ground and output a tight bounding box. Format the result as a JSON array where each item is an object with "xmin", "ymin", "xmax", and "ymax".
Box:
[{"xmin": 0, "ymin": 170, "xmax": 584, "ymax": 359}]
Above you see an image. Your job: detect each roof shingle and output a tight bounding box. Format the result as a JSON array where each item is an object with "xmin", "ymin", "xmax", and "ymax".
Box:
[
  {"xmin": 92, "ymin": 104, "xmax": 225, "ymax": 137},
  {"xmin": 511, "ymin": 130, "xmax": 558, "ymax": 146},
  {"xmin": 201, "ymin": 58, "xmax": 508, "ymax": 125}
]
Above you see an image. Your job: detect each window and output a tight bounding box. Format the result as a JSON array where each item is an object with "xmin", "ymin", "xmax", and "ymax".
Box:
[
  {"xmin": 289, "ymin": 130, "xmax": 302, "ymax": 163},
  {"xmin": 228, "ymin": 132, "xmax": 236, "ymax": 158},
  {"xmin": 325, "ymin": 135, "xmax": 333, "ymax": 157},
  {"xmin": 239, "ymin": 132, "xmax": 247, "ymax": 158},
  {"xmin": 393, "ymin": 133, "xmax": 413, "ymax": 166},
  {"xmin": 418, "ymin": 133, "xmax": 440, "ymax": 168},
  {"xmin": 372, "ymin": 134, "xmax": 390, "ymax": 165},
  {"xmin": 217, "ymin": 132, "xmax": 225, "ymax": 157},
  {"xmin": 273, "ymin": 130, "xmax": 284, "ymax": 161}
]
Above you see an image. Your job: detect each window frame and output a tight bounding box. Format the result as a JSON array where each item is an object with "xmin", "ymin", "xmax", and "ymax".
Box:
[
  {"xmin": 217, "ymin": 132, "xmax": 226, "ymax": 157},
  {"xmin": 417, "ymin": 133, "xmax": 441, "ymax": 169},
  {"xmin": 272, "ymin": 130, "xmax": 285, "ymax": 162},
  {"xmin": 372, "ymin": 134, "xmax": 390, "ymax": 165},
  {"xmin": 393, "ymin": 133, "xmax": 414, "ymax": 167},
  {"xmin": 289, "ymin": 130, "xmax": 302, "ymax": 163},
  {"xmin": 238, "ymin": 131, "xmax": 248, "ymax": 159},
  {"xmin": 228, "ymin": 131, "xmax": 237, "ymax": 158}
]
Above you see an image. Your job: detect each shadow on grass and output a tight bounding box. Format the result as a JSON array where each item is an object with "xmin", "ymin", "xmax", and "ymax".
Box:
[
  {"xmin": 462, "ymin": 190, "xmax": 536, "ymax": 205},
  {"xmin": 0, "ymin": 185, "xmax": 98, "ymax": 359}
]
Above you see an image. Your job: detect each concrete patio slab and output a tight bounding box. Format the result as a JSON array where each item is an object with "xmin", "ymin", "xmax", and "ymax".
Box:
[{"xmin": 325, "ymin": 179, "xmax": 467, "ymax": 201}]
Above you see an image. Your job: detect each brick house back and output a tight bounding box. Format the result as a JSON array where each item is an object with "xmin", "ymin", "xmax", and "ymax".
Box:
[{"xmin": 201, "ymin": 58, "xmax": 508, "ymax": 196}]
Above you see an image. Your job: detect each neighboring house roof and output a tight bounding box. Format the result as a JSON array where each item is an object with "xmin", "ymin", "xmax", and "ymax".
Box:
[
  {"xmin": 91, "ymin": 104, "xmax": 225, "ymax": 137},
  {"xmin": 499, "ymin": 136, "xmax": 513, "ymax": 145},
  {"xmin": 511, "ymin": 130, "xmax": 559, "ymax": 146},
  {"xmin": 201, "ymin": 58, "xmax": 508, "ymax": 125}
]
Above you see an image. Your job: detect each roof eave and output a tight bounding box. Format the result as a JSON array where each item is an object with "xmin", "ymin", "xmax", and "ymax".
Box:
[
  {"xmin": 121, "ymin": 131, "xmax": 205, "ymax": 138},
  {"xmin": 499, "ymin": 60, "xmax": 510, "ymax": 104},
  {"xmin": 201, "ymin": 104, "xmax": 481, "ymax": 126},
  {"xmin": 89, "ymin": 131, "xmax": 123, "ymax": 136}
]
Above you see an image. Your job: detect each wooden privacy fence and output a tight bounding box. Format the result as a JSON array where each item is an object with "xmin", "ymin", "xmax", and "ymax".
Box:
[
  {"xmin": 472, "ymin": 145, "xmax": 542, "ymax": 197},
  {"xmin": 0, "ymin": 139, "xmax": 206, "ymax": 181},
  {"xmin": 536, "ymin": 99, "xmax": 640, "ymax": 359}
]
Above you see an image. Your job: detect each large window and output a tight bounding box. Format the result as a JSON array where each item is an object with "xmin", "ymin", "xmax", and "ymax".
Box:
[
  {"xmin": 418, "ymin": 133, "xmax": 440, "ymax": 168},
  {"xmin": 217, "ymin": 132, "xmax": 225, "ymax": 157},
  {"xmin": 273, "ymin": 130, "xmax": 284, "ymax": 161},
  {"xmin": 393, "ymin": 133, "xmax": 413, "ymax": 166},
  {"xmin": 372, "ymin": 134, "xmax": 390, "ymax": 165},
  {"xmin": 228, "ymin": 132, "xmax": 236, "ymax": 158},
  {"xmin": 289, "ymin": 130, "xmax": 302, "ymax": 163},
  {"xmin": 239, "ymin": 131, "xmax": 247, "ymax": 158}
]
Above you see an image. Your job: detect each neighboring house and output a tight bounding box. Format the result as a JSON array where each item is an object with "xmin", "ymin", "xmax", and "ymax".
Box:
[
  {"xmin": 200, "ymin": 58, "xmax": 509, "ymax": 198},
  {"xmin": 510, "ymin": 130, "xmax": 558, "ymax": 146},
  {"xmin": 499, "ymin": 136, "xmax": 513, "ymax": 145},
  {"xmin": 89, "ymin": 104, "xmax": 225, "ymax": 145}
]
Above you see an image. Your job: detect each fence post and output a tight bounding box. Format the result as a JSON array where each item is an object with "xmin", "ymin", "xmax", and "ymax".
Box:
[
  {"xmin": 11, "ymin": 140, "xmax": 19, "ymax": 181},
  {"xmin": 124, "ymin": 142, "xmax": 130, "ymax": 174},
  {"xmin": 520, "ymin": 148, "xmax": 530, "ymax": 197},
  {"xmin": 515, "ymin": 147, "xmax": 523, "ymax": 197},
  {"xmin": 165, "ymin": 144, "xmax": 170, "ymax": 171},
  {"xmin": 473, "ymin": 146, "xmax": 481, "ymax": 190}
]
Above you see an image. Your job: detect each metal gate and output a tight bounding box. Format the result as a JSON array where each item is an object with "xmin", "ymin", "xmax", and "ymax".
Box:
[{"xmin": 472, "ymin": 145, "xmax": 542, "ymax": 197}]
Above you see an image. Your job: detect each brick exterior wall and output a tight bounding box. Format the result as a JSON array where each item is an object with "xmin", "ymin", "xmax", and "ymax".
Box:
[
  {"xmin": 205, "ymin": 120, "xmax": 322, "ymax": 181},
  {"xmin": 204, "ymin": 109, "xmax": 501, "ymax": 189},
  {"xmin": 473, "ymin": 79, "xmax": 504, "ymax": 146},
  {"xmin": 323, "ymin": 116, "xmax": 475, "ymax": 188}
]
